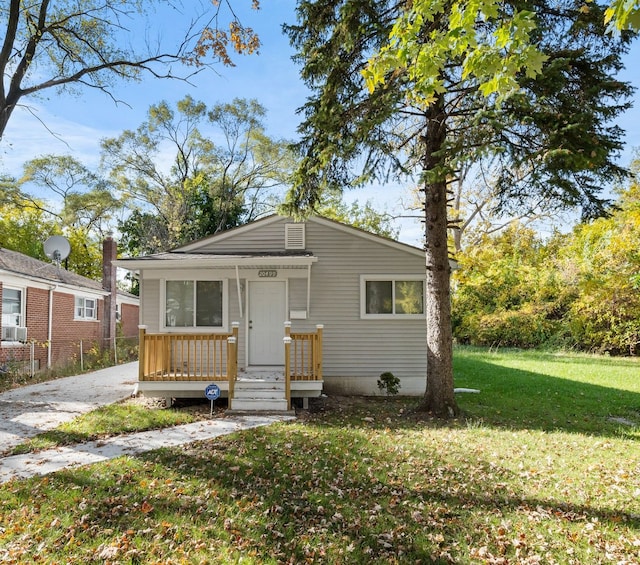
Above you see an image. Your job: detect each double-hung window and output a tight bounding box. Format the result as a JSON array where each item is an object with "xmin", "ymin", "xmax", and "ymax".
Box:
[
  {"xmin": 164, "ymin": 280, "xmax": 225, "ymax": 329},
  {"xmin": 361, "ymin": 276, "xmax": 425, "ymax": 318},
  {"xmin": 2, "ymin": 288, "xmax": 23, "ymax": 328},
  {"xmin": 75, "ymin": 297, "xmax": 97, "ymax": 320}
]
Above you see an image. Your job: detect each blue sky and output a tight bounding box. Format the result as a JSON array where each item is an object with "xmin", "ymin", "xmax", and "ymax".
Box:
[{"xmin": 1, "ymin": 0, "xmax": 639, "ymax": 246}]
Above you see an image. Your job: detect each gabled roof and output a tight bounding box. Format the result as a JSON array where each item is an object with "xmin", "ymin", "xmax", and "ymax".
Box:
[
  {"xmin": 174, "ymin": 214, "xmax": 425, "ymax": 257},
  {"xmin": 0, "ymin": 247, "xmax": 105, "ymax": 293}
]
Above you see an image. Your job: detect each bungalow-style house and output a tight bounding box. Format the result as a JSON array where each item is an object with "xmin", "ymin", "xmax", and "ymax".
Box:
[
  {"xmin": 0, "ymin": 237, "xmax": 139, "ymax": 373},
  {"xmin": 116, "ymin": 215, "xmax": 429, "ymax": 411}
]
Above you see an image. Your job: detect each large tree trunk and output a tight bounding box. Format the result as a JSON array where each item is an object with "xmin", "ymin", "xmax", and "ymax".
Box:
[{"xmin": 416, "ymin": 96, "xmax": 460, "ymax": 418}]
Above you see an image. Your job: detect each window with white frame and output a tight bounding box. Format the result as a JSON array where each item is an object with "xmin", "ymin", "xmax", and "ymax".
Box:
[
  {"xmin": 75, "ymin": 296, "xmax": 97, "ymax": 320},
  {"xmin": 164, "ymin": 280, "xmax": 225, "ymax": 328},
  {"xmin": 2, "ymin": 287, "xmax": 23, "ymax": 328},
  {"xmin": 361, "ymin": 276, "xmax": 425, "ymax": 318}
]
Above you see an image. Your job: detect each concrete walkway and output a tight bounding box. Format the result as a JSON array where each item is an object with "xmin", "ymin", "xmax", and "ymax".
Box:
[{"xmin": 0, "ymin": 363, "xmax": 294, "ymax": 484}]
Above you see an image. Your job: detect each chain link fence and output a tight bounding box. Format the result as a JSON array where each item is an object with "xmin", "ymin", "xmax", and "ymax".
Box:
[{"xmin": 0, "ymin": 334, "xmax": 139, "ymax": 385}]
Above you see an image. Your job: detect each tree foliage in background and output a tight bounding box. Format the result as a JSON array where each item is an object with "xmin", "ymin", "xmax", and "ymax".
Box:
[
  {"xmin": 314, "ymin": 191, "xmax": 400, "ymax": 240},
  {"xmin": 453, "ymin": 223, "xmax": 571, "ymax": 348},
  {"xmin": 102, "ymin": 96, "xmax": 295, "ymax": 255},
  {"xmin": 3, "ymin": 154, "xmax": 122, "ymax": 278},
  {"xmin": 0, "ymin": 0, "xmax": 260, "ymax": 140},
  {"xmin": 285, "ymin": 0, "xmax": 633, "ymax": 417},
  {"xmin": 17, "ymin": 155, "xmax": 121, "ymax": 236},
  {"xmin": 605, "ymin": 0, "xmax": 640, "ymax": 31},
  {"xmin": 0, "ymin": 199, "xmax": 60, "ymax": 259},
  {"xmin": 0, "ymin": 197, "xmax": 103, "ymax": 279},
  {"xmin": 453, "ymin": 158, "xmax": 640, "ymax": 355},
  {"xmin": 561, "ymin": 171, "xmax": 640, "ymax": 354}
]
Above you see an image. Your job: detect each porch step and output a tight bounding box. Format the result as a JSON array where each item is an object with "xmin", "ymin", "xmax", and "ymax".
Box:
[
  {"xmin": 229, "ymin": 369, "xmax": 289, "ymax": 412},
  {"xmin": 233, "ymin": 384, "xmax": 285, "ymax": 400},
  {"xmin": 229, "ymin": 398, "xmax": 290, "ymax": 412}
]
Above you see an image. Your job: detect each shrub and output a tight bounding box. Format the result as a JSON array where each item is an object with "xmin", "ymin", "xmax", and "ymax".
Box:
[{"xmin": 377, "ymin": 371, "xmax": 401, "ymax": 396}]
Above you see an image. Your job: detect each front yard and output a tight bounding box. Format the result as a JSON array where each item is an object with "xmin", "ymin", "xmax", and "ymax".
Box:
[{"xmin": 1, "ymin": 347, "xmax": 638, "ymax": 563}]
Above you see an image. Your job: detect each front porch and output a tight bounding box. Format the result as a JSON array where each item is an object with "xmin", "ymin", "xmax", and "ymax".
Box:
[{"xmin": 136, "ymin": 322, "xmax": 324, "ymax": 411}]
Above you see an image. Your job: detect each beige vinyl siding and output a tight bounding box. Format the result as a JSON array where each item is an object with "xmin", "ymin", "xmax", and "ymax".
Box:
[
  {"xmin": 140, "ymin": 277, "xmax": 160, "ymax": 331},
  {"xmin": 194, "ymin": 216, "xmax": 427, "ymax": 381},
  {"xmin": 195, "ymin": 217, "xmax": 290, "ymax": 253},
  {"xmin": 288, "ymin": 278, "xmax": 308, "ymax": 316},
  {"xmin": 140, "ymin": 216, "xmax": 428, "ymax": 386},
  {"xmin": 290, "ymin": 220, "xmax": 427, "ymax": 382}
]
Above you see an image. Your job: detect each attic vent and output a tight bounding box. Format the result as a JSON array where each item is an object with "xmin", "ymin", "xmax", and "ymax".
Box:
[{"xmin": 285, "ymin": 224, "xmax": 306, "ymax": 250}]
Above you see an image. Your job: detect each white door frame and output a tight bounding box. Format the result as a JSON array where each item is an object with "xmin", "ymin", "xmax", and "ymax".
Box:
[{"xmin": 246, "ymin": 280, "xmax": 287, "ymax": 366}]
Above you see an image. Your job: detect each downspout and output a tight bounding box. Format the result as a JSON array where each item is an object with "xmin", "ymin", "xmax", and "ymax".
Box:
[
  {"xmin": 47, "ymin": 285, "xmax": 56, "ymax": 369},
  {"xmin": 307, "ymin": 263, "xmax": 311, "ymax": 316},
  {"xmin": 235, "ymin": 265, "xmax": 243, "ymax": 319}
]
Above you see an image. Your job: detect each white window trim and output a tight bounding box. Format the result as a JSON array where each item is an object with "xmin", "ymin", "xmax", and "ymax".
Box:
[
  {"xmin": 360, "ymin": 275, "xmax": 426, "ymax": 320},
  {"xmin": 161, "ymin": 278, "xmax": 229, "ymax": 333},
  {"xmin": 1, "ymin": 285, "xmax": 25, "ymax": 329},
  {"xmin": 75, "ymin": 296, "xmax": 98, "ymax": 321}
]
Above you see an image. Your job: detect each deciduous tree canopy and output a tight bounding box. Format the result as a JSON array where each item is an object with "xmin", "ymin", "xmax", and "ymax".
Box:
[
  {"xmin": 0, "ymin": 0, "xmax": 260, "ymax": 139},
  {"xmin": 102, "ymin": 96, "xmax": 295, "ymax": 255}
]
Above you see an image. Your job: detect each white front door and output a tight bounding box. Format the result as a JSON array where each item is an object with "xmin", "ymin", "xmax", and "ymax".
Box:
[{"xmin": 248, "ymin": 281, "xmax": 286, "ymax": 365}]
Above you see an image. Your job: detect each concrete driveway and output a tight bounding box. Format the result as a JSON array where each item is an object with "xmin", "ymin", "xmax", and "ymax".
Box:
[
  {"xmin": 0, "ymin": 362, "xmax": 139, "ymax": 454},
  {"xmin": 0, "ymin": 362, "xmax": 293, "ymax": 483}
]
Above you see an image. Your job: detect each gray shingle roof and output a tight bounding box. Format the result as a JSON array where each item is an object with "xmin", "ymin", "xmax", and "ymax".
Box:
[{"xmin": 0, "ymin": 248, "xmax": 104, "ymax": 292}]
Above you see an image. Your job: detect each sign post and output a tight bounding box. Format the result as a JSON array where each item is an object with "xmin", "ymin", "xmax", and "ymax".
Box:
[{"xmin": 204, "ymin": 383, "xmax": 221, "ymax": 416}]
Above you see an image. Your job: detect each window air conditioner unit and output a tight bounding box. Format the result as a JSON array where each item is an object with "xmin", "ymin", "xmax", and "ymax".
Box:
[{"xmin": 2, "ymin": 326, "xmax": 27, "ymax": 342}]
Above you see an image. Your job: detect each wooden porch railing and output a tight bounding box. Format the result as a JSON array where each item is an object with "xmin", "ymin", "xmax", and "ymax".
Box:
[
  {"xmin": 284, "ymin": 323, "xmax": 324, "ymax": 381},
  {"xmin": 138, "ymin": 323, "xmax": 239, "ymax": 382},
  {"xmin": 284, "ymin": 322, "xmax": 323, "ymax": 410}
]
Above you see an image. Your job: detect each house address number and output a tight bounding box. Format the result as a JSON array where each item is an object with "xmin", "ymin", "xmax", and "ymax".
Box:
[{"xmin": 258, "ymin": 270, "xmax": 278, "ymax": 278}]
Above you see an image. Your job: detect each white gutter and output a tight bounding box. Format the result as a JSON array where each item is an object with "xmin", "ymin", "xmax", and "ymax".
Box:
[{"xmin": 113, "ymin": 255, "xmax": 318, "ymax": 271}]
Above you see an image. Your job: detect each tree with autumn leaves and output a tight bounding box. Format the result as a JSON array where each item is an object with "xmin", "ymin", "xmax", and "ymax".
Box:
[
  {"xmin": 454, "ymin": 157, "xmax": 640, "ymax": 355},
  {"xmin": 0, "ymin": 0, "xmax": 260, "ymax": 140}
]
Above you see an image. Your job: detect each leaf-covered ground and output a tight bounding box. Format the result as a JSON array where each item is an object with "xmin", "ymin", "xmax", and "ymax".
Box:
[{"xmin": 1, "ymin": 394, "xmax": 638, "ymax": 564}]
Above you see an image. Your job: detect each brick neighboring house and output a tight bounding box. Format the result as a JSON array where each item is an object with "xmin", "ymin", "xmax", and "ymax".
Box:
[{"xmin": 0, "ymin": 237, "xmax": 139, "ymax": 372}]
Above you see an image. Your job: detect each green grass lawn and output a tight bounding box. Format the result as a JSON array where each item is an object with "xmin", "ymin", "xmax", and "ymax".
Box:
[{"xmin": 0, "ymin": 347, "xmax": 638, "ymax": 564}]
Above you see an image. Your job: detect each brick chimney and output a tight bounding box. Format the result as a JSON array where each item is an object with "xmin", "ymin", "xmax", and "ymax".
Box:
[{"xmin": 102, "ymin": 234, "xmax": 117, "ymax": 349}]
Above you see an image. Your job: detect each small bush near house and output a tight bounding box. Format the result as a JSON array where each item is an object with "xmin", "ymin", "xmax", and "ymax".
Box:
[{"xmin": 377, "ymin": 371, "xmax": 401, "ymax": 395}]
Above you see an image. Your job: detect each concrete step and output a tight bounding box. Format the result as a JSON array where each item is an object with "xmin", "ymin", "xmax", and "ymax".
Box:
[
  {"xmin": 233, "ymin": 387, "xmax": 285, "ymax": 400},
  {"xmin": 234, "ymin": 379, "xmax": 285, "ymax": 389},
  {"xmin": 229, "ymin": 398, "xmax": 289, "ymax": 412}
]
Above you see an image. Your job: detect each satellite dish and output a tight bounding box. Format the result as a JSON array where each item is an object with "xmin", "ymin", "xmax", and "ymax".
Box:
[{"xmin": 43, "ymin": 236, "xmax": 71, "ymax": 265}]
